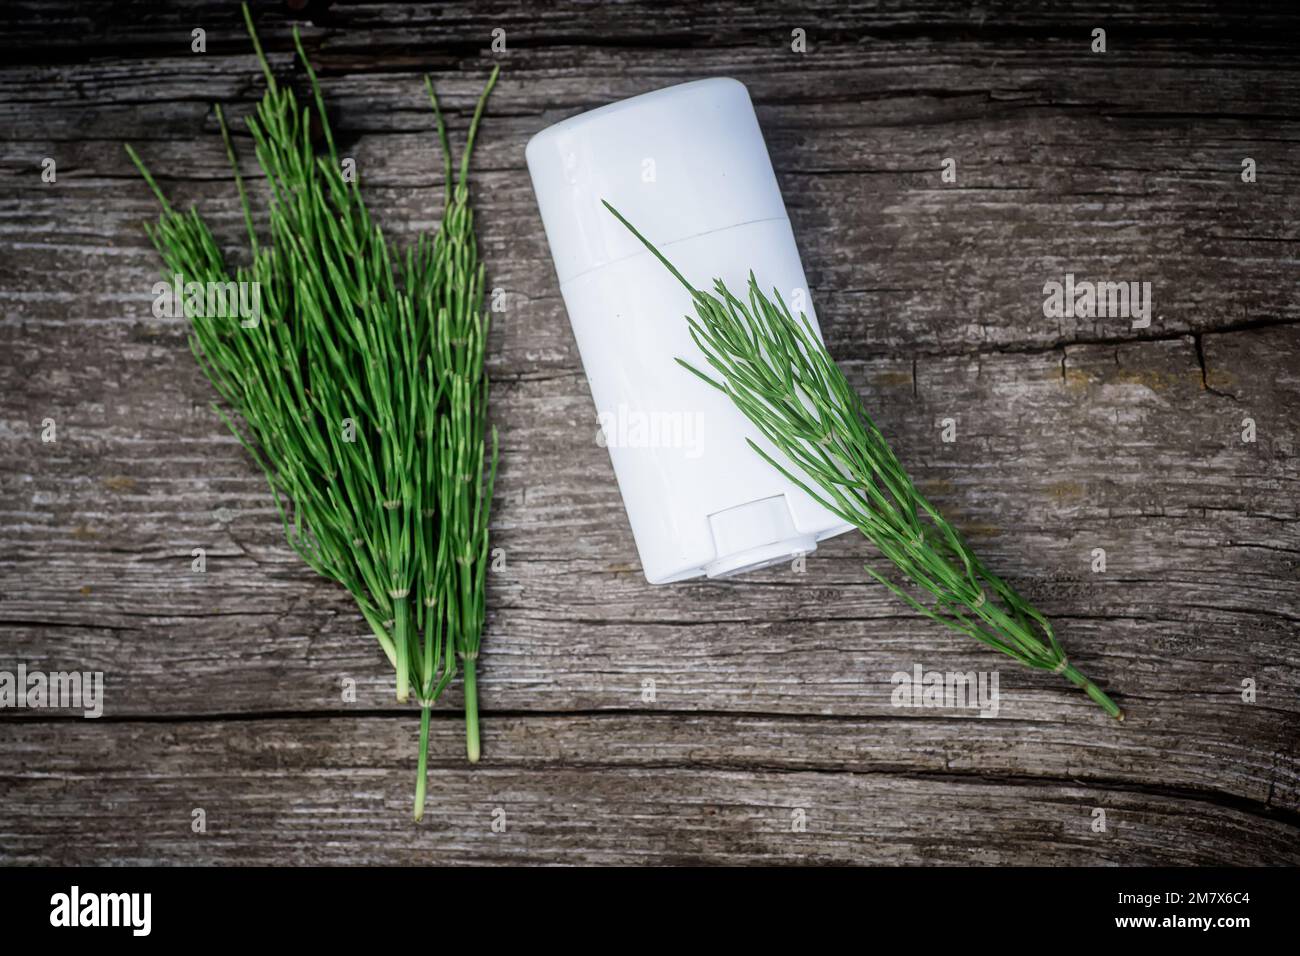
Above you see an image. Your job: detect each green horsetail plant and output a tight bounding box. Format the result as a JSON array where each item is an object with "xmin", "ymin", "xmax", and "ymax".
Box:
[
  {"xmin": 424, "ymin": 68, "xmax": 499, "ymax": 766},
  {"xmin": 125, "ymin": 2, "xmax": 500, "ymax": 819},
  {"xmin": 603, "ymin": 201, "xmax": 1122, "ymax": 721}
]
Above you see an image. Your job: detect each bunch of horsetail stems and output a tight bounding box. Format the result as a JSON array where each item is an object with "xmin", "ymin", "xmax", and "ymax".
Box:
[
  {"xmin": 126, "ymin": 4, "xmax": 499, "ymax": 820},
  {"xmin": 604, "ymin": 202, "xmax": 1124, "ymax": 721}
]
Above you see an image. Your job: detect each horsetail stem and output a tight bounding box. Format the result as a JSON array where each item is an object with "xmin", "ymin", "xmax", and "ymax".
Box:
[
  {"xmin": 604, "ymin": 201, "xmax": 1122, "ymax": 720},
  {"xmin": 126, "ymin": 2, "xmax": 500, "ymax": 819}
]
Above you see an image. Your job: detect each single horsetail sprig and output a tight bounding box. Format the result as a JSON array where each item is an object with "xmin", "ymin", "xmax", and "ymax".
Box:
[
  {"xmin": 125, "ymin": 2, "xmax": 500, "ymax": 820},
  {"xmin": 603, "ymin": 201, "xmax": 1122, "ymax": 721}
]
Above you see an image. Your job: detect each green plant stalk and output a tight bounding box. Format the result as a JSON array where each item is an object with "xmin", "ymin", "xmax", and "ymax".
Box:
[
  {"xmin": 462, "ymin": 655, "xmax": 481, "ymax": 763},
  {"xmin": 126, "ymin": 1, "xmax": 500, "ymax": 821},
  {"xmin": 424, "ymin": 68, "xmax": 500, "ymax": 766},
  {"xmin": 603, "ymin": 201, "xmax": 1122, "ymax": 720},
  {"xmin": 415, "ymin": 703, "xmax": 432, "ymax": 821}
]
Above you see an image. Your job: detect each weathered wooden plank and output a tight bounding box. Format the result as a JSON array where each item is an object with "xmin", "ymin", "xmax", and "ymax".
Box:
[
  {"xmin": 4, "ymin": 329, "xmax": 1296, "ymax": 604},
  {"xmin": 4, "ymin": 156, "xmax": 1297, "ymax": 364},
  {"xmin": 3, "ymin": 42, "xmax": 1298, "ymax": 358},
  {"xmin": 3, "ymin": 1, "xmax": 1300, "ymax": 62},
  {"xmin": 0, "ymin": 716, "xmax": 1293, "ymax": 865}
]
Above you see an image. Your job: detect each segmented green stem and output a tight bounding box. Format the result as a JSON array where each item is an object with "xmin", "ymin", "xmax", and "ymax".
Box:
[
  {"xmin": 463, "ymin": 655, "xmax": 481, "ymax": 763},
  {"xmin": 604, "ymin": 201, "xmax": 1121, "ymax": 720},
  {"xmin": 414, "ymin": 704, "xmax": 432, "ymax": 822}
]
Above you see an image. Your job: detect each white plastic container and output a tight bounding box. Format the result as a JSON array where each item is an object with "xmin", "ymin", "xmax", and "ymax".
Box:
[{"xmin": 526, "ymin": 77, "xmax": 853, "ymax": 584}]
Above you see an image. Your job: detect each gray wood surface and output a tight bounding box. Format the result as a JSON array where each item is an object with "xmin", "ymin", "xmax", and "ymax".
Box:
[{"xmin": 1, "ymin": 1, "xmax": 1297, "ymax": 865}]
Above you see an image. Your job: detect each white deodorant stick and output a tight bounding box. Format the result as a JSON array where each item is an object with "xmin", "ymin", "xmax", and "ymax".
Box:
[{"xmin": 526, "ymin": 77, "xmax": 853, "ymax": 584}]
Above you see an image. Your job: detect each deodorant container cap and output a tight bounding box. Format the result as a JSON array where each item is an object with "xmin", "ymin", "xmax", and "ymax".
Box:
[
  {"xmin": 526, "ymin": 78, "xmax": 790, "ymax": 285},
  {"xmin": 527, "ymin": 78, "xmax": 854, "ymax": 584}
]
